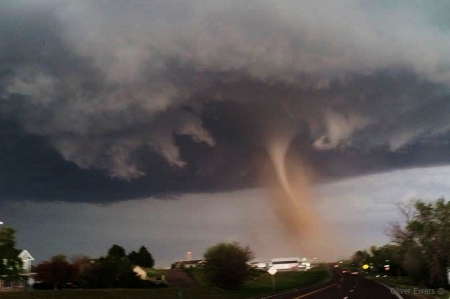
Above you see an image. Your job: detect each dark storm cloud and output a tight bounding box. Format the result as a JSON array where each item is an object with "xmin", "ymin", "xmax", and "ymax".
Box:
[{"xmin": 2, "ymin": 0, "xmax": 450, "ymax": 202}]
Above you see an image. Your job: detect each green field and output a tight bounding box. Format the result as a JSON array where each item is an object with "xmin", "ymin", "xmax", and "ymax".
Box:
[{"xmin": 0, "ymin": 266, "xmax": 329, "ymax": 299}]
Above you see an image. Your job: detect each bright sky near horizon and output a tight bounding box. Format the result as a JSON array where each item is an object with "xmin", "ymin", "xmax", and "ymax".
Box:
[{"xmin": 4, "ymin": 165, "xmax": 450, "ymax": 267}]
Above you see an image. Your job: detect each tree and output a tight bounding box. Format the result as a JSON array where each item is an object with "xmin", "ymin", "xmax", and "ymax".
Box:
[
  {"xmin": 351, "ymin": 250, "xmax": 369, "ymax": 267},
  {"xmin": 81, "ymin": 244, "xmax": 141, "ymax": 288},
  {"xmin": 35, "ymin": 255, "xmax": 79, "ymax": 289},
  {"xmin": 367, "ymin": 245, "xmax": 403, "ymax": 275},
  {"xmin": 203, "ymin": 242, "xmax": 254, "ymax": 290},
  {"xmin": 351, "ymin": 245, "xmax": 404, "ymax": 276},
  {"xmin": 128, "ymin": 246, "xmax": 155, "ymax": 268},
  {"xmin": 388, "ymin": 198, "xmax": 450, "ymax": 287},
  {"xmin": 0, "ymin": 227, "xmax": 23, "ymax": 284},
  {"xmin": 107, "ymin": 244, "xmax": 126, "ymax": 258},
  {"xmin": 71, "ymin": 254, "xmax": 91, "ymax": 272},
  {"xmin": 0, "ymin": 227, "xmax": 16, "ymax": 248},
  {"xmin": 82, "ymin": 255, "xmax": 143, "ymax": 288}
]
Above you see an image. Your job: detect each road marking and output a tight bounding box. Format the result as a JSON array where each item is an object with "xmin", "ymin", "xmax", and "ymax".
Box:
[
  {"xmin": 352, "ymin": 277, "xmax": 359, "ymax": 289},
  {"xmin": 293, "ymin": 283, "xmax": 338, "ymax": 299},
  {"xmin": 350, "ymin": 289, "xmax": 354, "ymax": 292}
]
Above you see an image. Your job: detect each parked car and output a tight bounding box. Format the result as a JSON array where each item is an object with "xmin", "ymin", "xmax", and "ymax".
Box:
[{"xmin": 57, "ymin": 282, "xmax": 79, "ymax": 289}]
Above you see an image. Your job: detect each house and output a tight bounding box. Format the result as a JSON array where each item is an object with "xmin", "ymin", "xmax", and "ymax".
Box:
[
  {"xmin": 18, "ymin": 250, "xmax": 34, "ymax": 275},
  {"xmin": 172, "ymin": 259, "xmax": 204, "ymax": 269},
  {"xmin": 0, "ymin": 249, "xmax": 35, "ymax": 290}
]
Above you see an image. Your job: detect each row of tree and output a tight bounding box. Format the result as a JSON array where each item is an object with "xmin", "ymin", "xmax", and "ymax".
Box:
[
  {"xmin": 34, "ymin": 244, "xmax": 159, "ymax": 289},
  {"xmin": 34, "ymin": 242, "xmax": 257, "ymax": 290},
  {"xmin": 352, "ymin": 197, "xmax": 450, "ymax": 288},
  {"xmin": 1, "ymin": 224, "xmax": 257, "ymax": 290},
  {"xmin": 351, "ymin": 244, "xmax": 405, "ymax": 276}
]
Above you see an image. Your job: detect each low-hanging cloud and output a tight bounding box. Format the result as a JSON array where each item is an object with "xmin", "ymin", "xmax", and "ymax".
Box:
[{"xmin": 2, "ymin": 0, "xmax": 450, "ymax": 201}]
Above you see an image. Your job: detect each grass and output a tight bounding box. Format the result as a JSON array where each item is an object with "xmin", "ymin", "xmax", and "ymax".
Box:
[
  {"xmin": 365, "ymin": 273, "xmax": 449, "ymax": 299},
  {"xmin": 0, "ymin": 266, "xmax": 329, "ymax": 299},
  {"xmin": 185, "ymin": 265, "xmax": 328, "ymax": 297},
  {"xmin": 145, "ymin": 268, "xmax": 166, "ymax": 279}
]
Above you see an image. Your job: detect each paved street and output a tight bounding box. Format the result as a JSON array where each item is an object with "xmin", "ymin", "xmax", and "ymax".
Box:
[
  {"xmin": 164, "ymin": 269, "xmax": 197, "ymax": 287},
  {"xmin": 259, "ymin": 267, "xmax": 403, "ymax": 299}
]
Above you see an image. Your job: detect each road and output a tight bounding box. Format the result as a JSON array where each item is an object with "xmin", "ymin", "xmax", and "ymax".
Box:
[
  {"xmin": 164, "ymin": 269, "xmax": 197, "ymax": 287},
  {"xmin": 259, "ymin": 267, "xmax": 403, "ymax": 299}
]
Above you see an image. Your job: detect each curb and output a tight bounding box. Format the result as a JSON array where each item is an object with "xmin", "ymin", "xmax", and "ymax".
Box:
[{"xmin": 372, "ymin": 280, "xmax": 404, "ymax": 299}]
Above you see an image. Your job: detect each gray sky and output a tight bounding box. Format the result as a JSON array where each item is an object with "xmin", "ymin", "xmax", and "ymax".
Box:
[{"xmin": 2, "ymin": 0, "xmax": 450, "ymax": 266}]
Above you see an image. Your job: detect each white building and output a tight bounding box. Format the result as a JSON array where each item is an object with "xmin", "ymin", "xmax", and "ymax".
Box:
[
  {"xmin": 0, "ymin": 249, "xmax": 35, "ymax": 289},
  {"xmin": 270, "ymin": 257, "xmax": 301, "ymax": 270}
]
